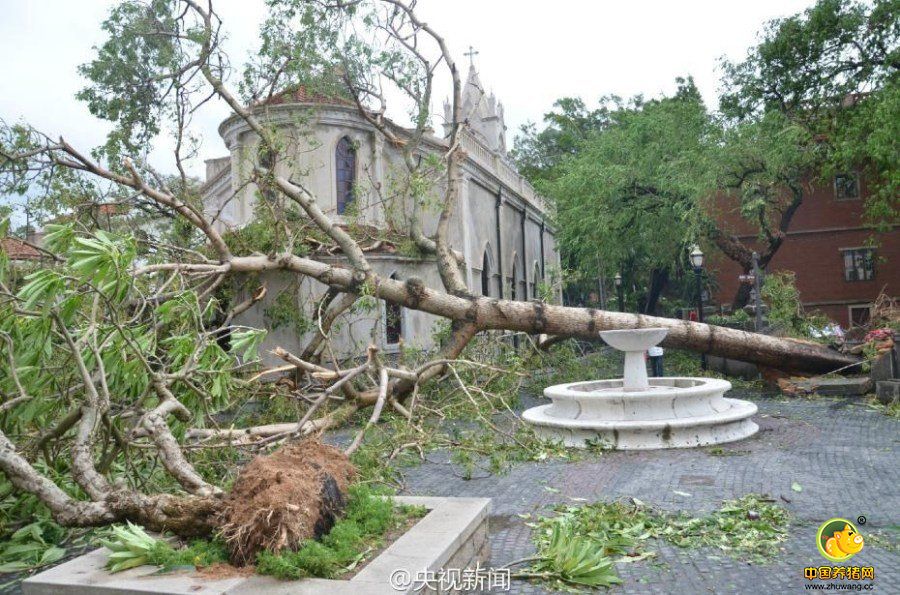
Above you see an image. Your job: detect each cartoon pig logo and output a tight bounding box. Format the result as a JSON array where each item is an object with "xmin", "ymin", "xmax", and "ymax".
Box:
[{"xmin": 817, "ymin": 519, "xmax": 864, "ymax": 562}]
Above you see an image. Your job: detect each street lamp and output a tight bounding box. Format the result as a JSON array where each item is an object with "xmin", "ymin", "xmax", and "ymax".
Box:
[
  {"xmin": 689, "ymin": 245, "xmax": 707, "ymax": 370},
  {"xmin": 614, "ymin": 272, "xmax": 624, "ymax": 312},
  {"xmin": 689, "ymin": 245, "xmax": 704, "ymax": 270}
]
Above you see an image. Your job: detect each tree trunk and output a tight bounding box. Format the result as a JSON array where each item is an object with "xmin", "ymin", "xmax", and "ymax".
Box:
[
  {"xmin": 644, "ymin": 268, "xmax": 669, "ymax": 314},
  {"xmin": 231, "ymin": 254, "xmax": 858, "ymax": 374}
]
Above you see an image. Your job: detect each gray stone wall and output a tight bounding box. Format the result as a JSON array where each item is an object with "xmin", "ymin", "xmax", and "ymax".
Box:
[{"xmin": 203, "ymin": 99, "xmax": 559, "ymax": 357}]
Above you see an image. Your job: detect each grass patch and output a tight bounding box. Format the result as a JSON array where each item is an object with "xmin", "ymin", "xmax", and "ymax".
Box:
[
  {"xmin": 255, "ymin": 484, "xmax": 426, "ymax": 580},
  {"xmin": 100, "ymin": 485, "xmax": 425, "ymax": 580},
  {"xmin": 146, "ymin": 538, "xmax": 230, "ymax": 570},
  {"xmin": 99, "ymin": 522, "xmax": 228, "ymax": 574}
]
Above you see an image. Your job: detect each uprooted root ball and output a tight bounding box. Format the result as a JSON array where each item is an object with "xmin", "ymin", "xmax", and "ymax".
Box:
[{"xmin": 217, "ymin": 439, "xmax": 356, "ymax": 565}]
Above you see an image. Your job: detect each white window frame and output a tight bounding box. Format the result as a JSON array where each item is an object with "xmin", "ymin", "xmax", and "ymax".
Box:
[{"xmin": 839, "ymin": 246, "xmax": 876, "ymax": 282}]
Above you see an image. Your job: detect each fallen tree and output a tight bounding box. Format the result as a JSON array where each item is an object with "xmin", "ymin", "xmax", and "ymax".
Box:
[{"xmin": 0, "ymin": 0, "xmax": 858, "ymax": 538}]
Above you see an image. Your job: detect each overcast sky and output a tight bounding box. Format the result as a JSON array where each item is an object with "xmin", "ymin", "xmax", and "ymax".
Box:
[{"xmin": 0, "ymin": 0, "xmax": 816, "ymax": 221}]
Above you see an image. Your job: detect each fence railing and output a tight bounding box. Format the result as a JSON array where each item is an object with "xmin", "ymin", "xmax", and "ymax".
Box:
[{"xmin": 459, "ymin": 131, "xmax": 545, "ymax": 211}]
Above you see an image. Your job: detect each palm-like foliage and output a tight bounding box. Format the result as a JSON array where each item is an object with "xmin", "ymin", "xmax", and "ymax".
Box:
[
  {"xmin": 99, "ymin": 522, "xmax": 164, "ymax": 573},
  {"xmin": 532, "ymin": 519, "xmax": 622, "ymax": 588}
]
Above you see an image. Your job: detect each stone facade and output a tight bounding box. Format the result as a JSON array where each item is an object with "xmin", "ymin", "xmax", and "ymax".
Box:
[{"xmin": 201, "ymin": 68, "xmax": 559, "ymax": 361}]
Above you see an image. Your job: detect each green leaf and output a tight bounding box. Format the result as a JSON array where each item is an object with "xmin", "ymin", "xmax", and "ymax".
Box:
[
  {"xmin": 39, "ymin": 547, "xmax": 66, "ymax": 566},
  {"xmin": 0, "ymin": 560, "xmax": 31, "ymax": 573},
  {"xmin": 791, "ymin": 482, "xmax": 802, "ymax": 493},
  {"xmin": 109, "ymin": 555, "xmax": 149, "ymax": 573},
  {"xmin": 42, "ymin": 224, "xmax": 75, "ymax": 254},
  {"xmin": 229, "ymin": 329, "xmax": 266, "ymax": 361}
]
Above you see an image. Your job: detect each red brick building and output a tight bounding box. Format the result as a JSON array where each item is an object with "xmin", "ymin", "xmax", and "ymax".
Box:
[
  {"xmin": 0, "ymin": 237, "xmax": 42, "ymax": 262},
  {"xmin": 710, "ymin": 172, "xmax": 898, "ymax": 328}
]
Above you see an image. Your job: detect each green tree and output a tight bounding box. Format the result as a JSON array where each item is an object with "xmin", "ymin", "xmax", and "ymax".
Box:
[
  {"xmin": 541, "ymin": 78, "xmax": 712, "ymax": 313},
  {"xmin": 512, "ymin": 98, "xmax": 608, "ymax": 183},
  {"xmin": 720, "ymin": 0, "xmax": 899, "ymax": 226},
  {"xmin": 704, "ymin": 111, "xmax": 822, "ymax": 308}
]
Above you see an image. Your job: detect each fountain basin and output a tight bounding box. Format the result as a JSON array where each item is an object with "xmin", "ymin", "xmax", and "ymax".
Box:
[
  {"xmin": 539, "ymin": 377, "xmax": 735, "ymax": 421},
  {"xmin": 523, "ymin": 327, "xmax": 758, "ymax": 450},
  {"xmin": 523, "ymin": 376, "xmax": 757, "ymax": 449}
]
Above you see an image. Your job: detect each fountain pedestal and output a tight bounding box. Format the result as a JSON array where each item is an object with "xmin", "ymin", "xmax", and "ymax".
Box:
[{"xmin": 522, "ymin": 328, "xmax": 758, "ymax": 450}]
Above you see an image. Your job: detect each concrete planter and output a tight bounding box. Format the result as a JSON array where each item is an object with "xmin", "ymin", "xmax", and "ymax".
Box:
[{"xmin": 23, "ymin": 497, "xmax": 490, "ymax": 595}]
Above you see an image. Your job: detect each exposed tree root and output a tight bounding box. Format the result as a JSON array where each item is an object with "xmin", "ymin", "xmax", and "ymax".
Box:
[{"xmin": 218, "ymin": 440, "xmax": 356, "ymax": 565}]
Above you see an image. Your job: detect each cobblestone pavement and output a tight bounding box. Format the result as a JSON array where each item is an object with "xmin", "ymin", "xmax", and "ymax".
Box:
[{"xmin": 398, "ymin": 391, "xmax": 900, "ymax": 594}]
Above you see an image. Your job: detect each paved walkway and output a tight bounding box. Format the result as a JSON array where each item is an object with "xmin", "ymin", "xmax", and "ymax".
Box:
[{"xmin": 399, "ymin": 391, "xmax": 900, "ymax": 594}]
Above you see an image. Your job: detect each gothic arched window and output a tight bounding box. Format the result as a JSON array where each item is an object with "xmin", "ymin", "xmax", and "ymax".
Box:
[
  {"xmin": 481, "ymin": 249, "xmax": 492, "ymax": 297},
  {"xmin": 258, "ymin": 145, "xmax": 276, "ymax": 202},
  {"xmin": 385, "ymin": 272, "xmax": 403, "ymax": 345},
  {"xmin": 335, "ymin": 137, "xmax": 356, "ymax": 214},
  {"xmin": 516, "ymin": 257, "xmax": 527, "ymax": 300}
]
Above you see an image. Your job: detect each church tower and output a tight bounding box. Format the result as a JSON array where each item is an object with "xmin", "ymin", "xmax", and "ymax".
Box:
[{"xmin": 442, "ymin": 57, "xmax": 508, "ymax": 156}]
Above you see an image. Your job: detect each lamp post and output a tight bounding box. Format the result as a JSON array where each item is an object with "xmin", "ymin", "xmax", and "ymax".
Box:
[
  {"xmin": 689, "ymin": 245, "xmax": 707, "ymax": 370},
  {"xmin": 614, "ymin": 272, "xmax": 624, "ymax": 312},
  {"xmin": 752, "ymin": 251, "xmax": 763, "ymax": 331}
]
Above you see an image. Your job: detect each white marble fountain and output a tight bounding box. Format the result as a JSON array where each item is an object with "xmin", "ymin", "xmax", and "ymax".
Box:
[{"xmin": 522, "ymin": 328, "xmax": 758, "ymax": 450}]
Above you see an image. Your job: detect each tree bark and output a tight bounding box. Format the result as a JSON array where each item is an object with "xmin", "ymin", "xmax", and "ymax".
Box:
[{"xmin": 228, "ymin": 253, "xmax": 857, "ymax": 373}]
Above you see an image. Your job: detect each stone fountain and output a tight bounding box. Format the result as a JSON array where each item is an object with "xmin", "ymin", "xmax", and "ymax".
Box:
[{"xmin": 522, "ymin": 328, "xmax": 758, "ymax": 449}]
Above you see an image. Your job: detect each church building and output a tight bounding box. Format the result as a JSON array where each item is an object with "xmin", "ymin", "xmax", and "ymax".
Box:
[{"xmin": 201, "ymin": 65, "xmax": 560, "ymax": 361}]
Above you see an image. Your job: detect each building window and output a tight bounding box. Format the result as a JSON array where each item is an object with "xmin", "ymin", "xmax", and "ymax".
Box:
[
  {"xmin": 336, "ymin": 136, "xmax": 356, "ymax": 214},
  {"xmin": 531, "ymin": 261, "xmax": 541, "ymax": 299},
  {"xmin": 842, "ymin": 248, "xmax": 875, "ymax": 282},
  {"xmin": 258, "ymin": 146, "xmax": 277, "ymax": 202},
  {"xmin": 481, "ymin": 249, "xmax": 492, "ymax": 297},
  {"xmin": 510, "ymin": 262, "xmax": 518, "ymax": 301},
  {"xmin": 385, "ymin": 273, "xmax": 403, "ymax": 345},
  {"xmin": 849, "ymin": 305, "xmax": 872, "ymax": 327},
  {"xmin": 834, "ymin": 173, "xmax": 859, "ymax": 200}
]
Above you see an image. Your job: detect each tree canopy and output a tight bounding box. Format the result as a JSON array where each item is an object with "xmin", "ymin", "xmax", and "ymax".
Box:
[
  {"xmin": 720, "ymin": 0, "xmax": 899, "ymax": 226},
  {"xmin": 536, "ymin": 78, "xmax": 711, "ymax": 311},
  {"xmin": 517, "ymin": 0, "xmax": 898, "ymax": 310}
]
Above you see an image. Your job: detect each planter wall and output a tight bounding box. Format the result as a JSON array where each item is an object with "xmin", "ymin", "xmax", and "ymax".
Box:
[{"xmin": 23, "ymin": 496, "xmax": 490, "ymax": 595}]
